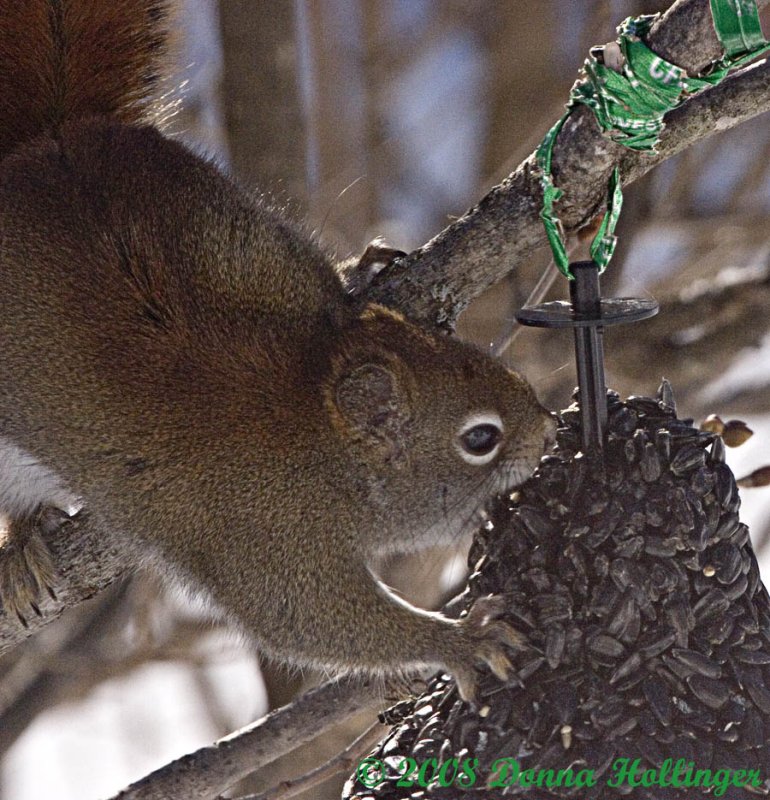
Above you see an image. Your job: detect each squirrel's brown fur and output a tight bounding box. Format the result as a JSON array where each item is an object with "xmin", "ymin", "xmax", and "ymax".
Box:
[
  {"xmin": 0, "ymin": 0, "xmax": 554, "ymax": 703},
  {"xmin": 0, "ymin": 0, "xmax": 169, "ymax": 160}
]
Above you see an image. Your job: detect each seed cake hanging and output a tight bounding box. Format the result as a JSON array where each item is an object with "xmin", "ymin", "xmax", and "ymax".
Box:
[{"xmin": 345, "ymin": 385, "xmax": 770, "ymax": 799}]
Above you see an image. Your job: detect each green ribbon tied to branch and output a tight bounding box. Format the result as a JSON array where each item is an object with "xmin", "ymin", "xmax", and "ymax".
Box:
[{"xmin": 537, "ymin": 0, "xmax": 770, "ymax": 278}]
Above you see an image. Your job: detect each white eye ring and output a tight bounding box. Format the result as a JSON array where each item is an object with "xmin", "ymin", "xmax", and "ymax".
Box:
[{"xmin": 455, "ymin": 412, "xmax": 504, "ymax": 466}]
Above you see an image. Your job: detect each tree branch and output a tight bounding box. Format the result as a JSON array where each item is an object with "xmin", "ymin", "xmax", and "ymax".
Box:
[
  {"xmin": 607, "ymin": 253, "xmax": 770, "ymax": 413},
  {"xmin": 0, "ymin": 510, "xmax": 124, "ymax": 656},
  {"xmin": 365, "ymin": 0, "xmax": 770, "ymax": 327},
  {"xmin": 237, "ymin": 719, "xmax": 385, "ymax": 800},
  {"xmin": 108, "ymin": 679, "xmax": 382, "ymax": 800}
]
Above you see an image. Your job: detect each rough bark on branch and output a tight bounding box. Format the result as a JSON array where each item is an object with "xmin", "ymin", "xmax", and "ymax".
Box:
[
  {"xmin": 365, "ymin": 0, "xmax": 770, "ymax": 328},
  {"xmin": 108, "ymin": 679, "xmax": 381, "ymax": 800},
  {"xmin": 0, "ymin": 510, "xmax": 123, "ymax": 656}
]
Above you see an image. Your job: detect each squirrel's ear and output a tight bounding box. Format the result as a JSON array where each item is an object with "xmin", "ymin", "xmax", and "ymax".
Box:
[{"xmin": 333, "ymin": 364, "xmax": 411, "ymax": 466}]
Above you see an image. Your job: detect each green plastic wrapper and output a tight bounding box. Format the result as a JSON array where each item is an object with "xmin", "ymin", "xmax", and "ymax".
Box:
[
  {"xmin": 536, "ymin": 0, "xmax": 769, "ymax": 278},
  {"xmin": 710, "ymin": 0, "xmax": 768, "ymax": 57}
]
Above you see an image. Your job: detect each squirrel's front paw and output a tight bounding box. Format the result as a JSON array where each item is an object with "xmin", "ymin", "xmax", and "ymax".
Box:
[
  {"xmin": 447, "ymin": 595, "xmax": 525, "ymax": 705},
  {"xmin": 0, "ymin": 507, "xmax": 66, "ymax": 626}
]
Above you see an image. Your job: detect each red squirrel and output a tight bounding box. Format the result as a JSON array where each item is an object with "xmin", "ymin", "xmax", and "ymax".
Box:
[{"xmin": 0, "ymin": 0, "xmax": 554, "ymax": 702}]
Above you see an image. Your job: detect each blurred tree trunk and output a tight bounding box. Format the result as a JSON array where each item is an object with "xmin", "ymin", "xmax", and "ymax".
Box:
[
  {"xmin": 480, "ymin": 0, "xmax": 561, "ymax": 184},
  {"xmin": 218, "ymin": 0, "xmax": 308, "ymax": 207},
  {"xmin": 303, "ymin": 0, "xmax": 380, "ymax": 251},
  {"xmin": 461, "ymin": 0, "xmax": 561, "ymax": 364}
]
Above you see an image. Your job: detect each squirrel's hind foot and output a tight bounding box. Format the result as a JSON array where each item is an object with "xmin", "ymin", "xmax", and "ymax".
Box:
[{"xmin": 0, "ymin": 507, "xmax": 67, "ymax": 626}]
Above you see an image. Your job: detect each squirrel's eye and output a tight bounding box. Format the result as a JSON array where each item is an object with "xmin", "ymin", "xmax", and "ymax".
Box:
[
  {"xmin": 456, "ymin": 413, "xmax": 504, "ymax": 465},
  {"xmin": 462, "ymin": 424, "xmax": 501, "ymax": 454}
]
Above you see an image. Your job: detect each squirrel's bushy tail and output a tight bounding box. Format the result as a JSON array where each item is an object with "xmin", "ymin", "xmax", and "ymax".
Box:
[{"xmin": 0, "ymin": 0, "xmax": 171, "ymax": 161}]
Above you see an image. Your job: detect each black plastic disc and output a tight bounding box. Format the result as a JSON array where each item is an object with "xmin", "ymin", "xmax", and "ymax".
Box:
[{"xmin": 515, "ymin": 297, "xmax": 659, "ymax": 329}]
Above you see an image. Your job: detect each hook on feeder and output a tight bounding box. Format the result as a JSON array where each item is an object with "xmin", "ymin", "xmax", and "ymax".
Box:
[{"xmin": 516, "ymin": 261, "xmax": 659, "ymax": 455}]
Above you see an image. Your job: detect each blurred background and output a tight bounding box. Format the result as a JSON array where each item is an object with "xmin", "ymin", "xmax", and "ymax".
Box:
[{"xmin": 2, "ymin": 1, "xmax": 770, "ymax": 798}]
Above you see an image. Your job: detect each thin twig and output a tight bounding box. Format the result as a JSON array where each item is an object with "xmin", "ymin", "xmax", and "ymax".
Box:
[
  {"xmin": 108, "ymin": 678, "xmax": 385, "ymax": 800},
  {"xmin": 235, "ymin": 719, "xmax": 386, "ymax": 800}
]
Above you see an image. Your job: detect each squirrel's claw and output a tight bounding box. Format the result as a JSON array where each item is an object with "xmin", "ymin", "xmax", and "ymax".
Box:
[
  {"xmin": 0, "ymin": 507, "xmax": 63, "ymax": 625},
  {"xmin": 448, "ymin": 594, "xmax": 525, "ymax": 706}
]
